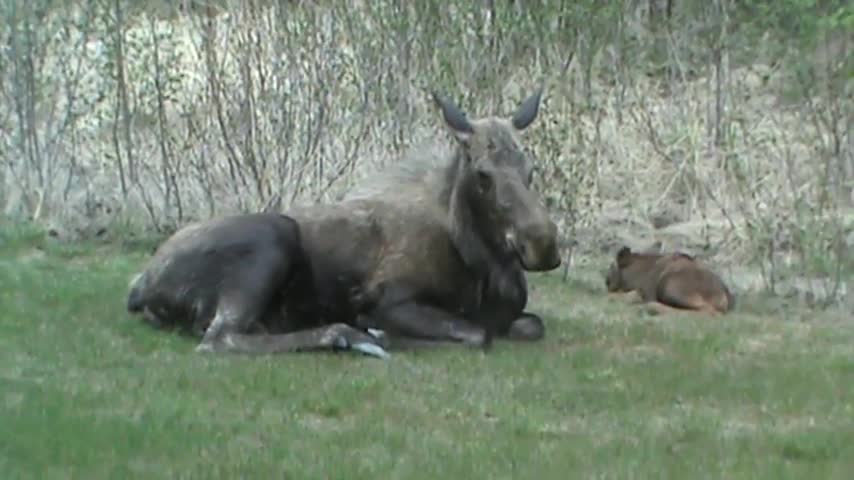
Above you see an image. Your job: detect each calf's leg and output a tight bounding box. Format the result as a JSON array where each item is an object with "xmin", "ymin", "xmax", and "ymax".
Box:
[
  {"xmin": 656, "ymin": 279, "xmax": 724, "ymax": 316},
  {"xmin": 608, "ymin": 290, "xmax": 644, "ymax": 304},
  {"xmin": 641, "ymin": 301, "xmax": 685, "ymax": 316}
]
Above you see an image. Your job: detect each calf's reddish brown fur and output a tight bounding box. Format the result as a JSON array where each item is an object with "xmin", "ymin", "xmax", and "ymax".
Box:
[{"xmin": 604, "ymin": 246, "xmax": 734, "ymax": 316}]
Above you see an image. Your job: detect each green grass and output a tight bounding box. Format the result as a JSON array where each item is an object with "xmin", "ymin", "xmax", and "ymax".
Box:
[{"xmin": 1, "ymin": 223, "xmax": 853, "ymax": 479}]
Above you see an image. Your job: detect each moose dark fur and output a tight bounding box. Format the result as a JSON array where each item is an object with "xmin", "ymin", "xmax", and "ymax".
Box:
[{"xmin": 125, "ymin": 89, "xmax": 561, "ymax": 356}]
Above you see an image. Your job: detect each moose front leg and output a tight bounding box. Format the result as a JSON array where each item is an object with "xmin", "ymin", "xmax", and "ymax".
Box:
[
  {"xmin": 479, "ymin": 264, "xmax": 542, "ymax": 342},
  {"xmin": 360, "ymin": 300, "xmax": 490, "ymax": 350}
]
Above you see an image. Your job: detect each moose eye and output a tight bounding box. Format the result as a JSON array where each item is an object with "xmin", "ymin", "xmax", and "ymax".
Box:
[{"xmin": 477, "ymin": 170, "xmax": 493, "ymax": 194}]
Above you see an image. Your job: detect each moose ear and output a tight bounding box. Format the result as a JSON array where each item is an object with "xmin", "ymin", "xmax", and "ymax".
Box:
[
  {"xmin": 616, "ymin": 246, "xmax": 632, "ymax": 268},
  {"xmin": 431, "ymin": 91, "xmax": 474, "ymax": 143},
  {"xmin": 511, "ymin": 88, "xmax": 543, "ymax": 131}
]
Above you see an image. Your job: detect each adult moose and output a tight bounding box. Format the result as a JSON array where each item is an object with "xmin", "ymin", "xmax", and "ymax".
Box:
[{"xmin": 126, "ymin": 88, "xmax": 560, "ymax": 356}]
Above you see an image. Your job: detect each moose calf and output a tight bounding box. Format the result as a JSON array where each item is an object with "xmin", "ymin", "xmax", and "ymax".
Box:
[{"xmin": 605, "ymin": 246, "xmax": 735, "ymax": 316}]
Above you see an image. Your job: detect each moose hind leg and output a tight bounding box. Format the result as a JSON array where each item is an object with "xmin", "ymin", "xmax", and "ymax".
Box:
[
  {"xmin": 218, "ymin": 323, "xmax": 391, "ymax": 359},
  {"xmin": 196, "ymin": 250, "xmax": 293, "ymax": 352}
]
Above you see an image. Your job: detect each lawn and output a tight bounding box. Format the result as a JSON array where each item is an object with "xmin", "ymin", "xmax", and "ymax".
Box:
[{"xmin": 1, "ymin": 222, "xmax": 853, "ymax": 479}]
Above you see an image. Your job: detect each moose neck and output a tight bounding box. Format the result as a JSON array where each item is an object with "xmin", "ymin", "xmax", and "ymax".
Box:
[
  {"xmin": 443, "ymin": 146, "xmax": 513, "ymax": 276},
  {"xmin": 440, "ymin": 144, "xmax": 528, "ymax": 317}
]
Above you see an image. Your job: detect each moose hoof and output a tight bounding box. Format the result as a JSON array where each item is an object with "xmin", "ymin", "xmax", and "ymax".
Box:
[
  {"xmin": 350, "ymin": 342, "xmax": 391, "ymax": 360},
  {"xmin": 366, "ymin": 328, "xmax": 386, "ymax": 341},
  {"xmin": 458, "ymin": 328, "xmax": 490, "ymax": 350},
  {"xmin": 324, "ymin": 323, "xmax": 390, "ymax": 359},
  {"xmin": 507, "ymin": 314, "xmax": 545, "ymax": 341},
  {"xmin": 481, "ymin": 332, "xmax": 494, "ymax": 352},
  {"xmin": 195, "ymin": 341, "xmax": 217, "ymax": 354}
]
